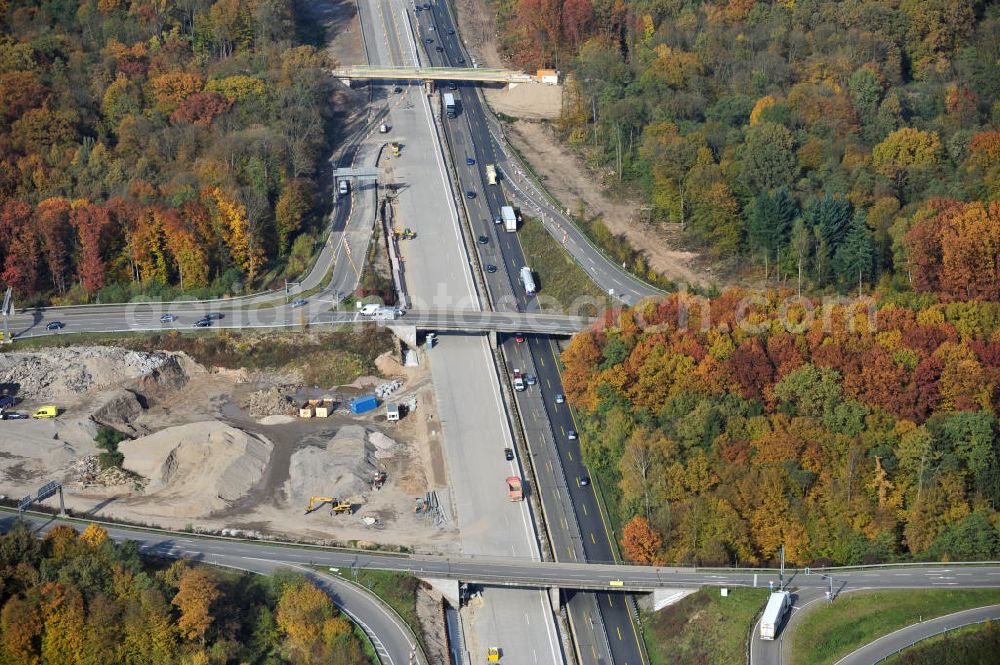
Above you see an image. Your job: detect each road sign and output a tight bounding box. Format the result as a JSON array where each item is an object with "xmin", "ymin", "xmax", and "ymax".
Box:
[
  {"xmin": 36, "ymin": 481, "xmax": 59, "ymax": 501},
  {"xmin": 18, "ymin": 495, "xmax": 32, "ymax": 511}
]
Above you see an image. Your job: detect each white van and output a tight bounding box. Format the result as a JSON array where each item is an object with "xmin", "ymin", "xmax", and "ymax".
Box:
[{"xmin": 359, "ymin": 303, "xmax": 381, "ymax": 316}]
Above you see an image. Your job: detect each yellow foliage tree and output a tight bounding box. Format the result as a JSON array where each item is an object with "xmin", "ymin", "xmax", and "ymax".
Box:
[
  {"xmin": 172, "ymin": 568, "xmax": 220, "ymax": 642},
  {"xmin": 79, "ymin": 523, "xmax": 108, "ymax": 549},
  {"xmin": 211, "ymin": 187, "xmax": 264, "ymax": 283},
  {"xmin": 150, "ymin": 72, "xmax": 204, "ymax": 112},
  {"xmin": 749, "ymin": 95, "xmax": 776, "ymax": 125},
  {"xmin": 872, "ymin": 127, "xmax": 941, "ymax": 177}
]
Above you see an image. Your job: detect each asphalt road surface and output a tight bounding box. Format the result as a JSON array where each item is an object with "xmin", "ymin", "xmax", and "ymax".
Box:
[
  {"xmin": 833, "ymin": 603, "xmax": 1000, "ymax": 665},
  {"xmin": 358, "ymin": 0, "xmax": 564, "ymax": 662}
]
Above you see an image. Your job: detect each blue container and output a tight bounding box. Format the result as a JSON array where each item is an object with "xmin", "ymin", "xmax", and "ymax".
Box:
[{"xmin": 350, "ymin": 395, "xmax": 378, "ymax": 414}]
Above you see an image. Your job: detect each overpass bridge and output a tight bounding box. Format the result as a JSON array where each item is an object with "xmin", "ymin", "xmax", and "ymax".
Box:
[{"xmin": 331, "ymin": 65, "xmax": 535, "ymax": 85}]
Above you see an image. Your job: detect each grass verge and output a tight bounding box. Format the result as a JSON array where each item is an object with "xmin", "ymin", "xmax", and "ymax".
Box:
[
  {"xmin": 885, "ymin": 620, "xmax": 1000, "ymax": 664},
  {"xmin": 791, "ymin": 589, "xmax": 1000, "ymax": 665},
  {"xmin": 643, "ymin": 586, "xmax": 770, "ymax": 665},
  {"xmin": 340, "ymin": 569, "xmax": 426, "ymax": 654},
  {"xmin": 518, "ymin": 216, "xmax": 607, "ymax": 314}
]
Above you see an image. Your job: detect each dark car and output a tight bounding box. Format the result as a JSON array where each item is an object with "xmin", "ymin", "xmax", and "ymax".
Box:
[
  {"xmin": 193, "ymin": 318, "xmax": 212, "ymax": 327},
  {"xmin": 0, "ymin": 412, "xmax": 28, "ymax": 420},
  {"xmin": 159, "ymin": 313, "xmax": 177, "ymax": 323},
  {"xmin": 478, "ymin": 234, "xmax": 488, "ymax": 244},
  {"xmin": 466, "ymin": 191, "xmax": 476, "ymax": 199},
  {"xmin": 466, "ymin": 157, "xmax": 475, "ymax": 166},
  {"xmin": 291, "ymin": 298, "xmax": 308, "ymax": 308},
  {"xmin": 447, "ymin": 28, "xmax": 455, "ymax": 35},
  {"xmin": 0, "ymin": 395, "xmax": 14, "ymax": 410},
  {"xmin": 424, "ymin": 37, "xmax": 433, "ymax": 44},
  {"xmin": 423, "ymin": 2, "xmax": 430, "ymax": 8},
  {"xmin": 457, "ymin": 56, "xmax": 465, "ymax": 64},
  {"xmin": 435, "ymin": 45, "xmax": 444, "ymax": 52},
  {"xmin": 448, "ymin": 82, "xmax": 457, "ymax": 90},
  {"xmin": 577, "ymin": 476, "xmax": 590, "ymax": 487},
  {"xmin": 504, "ymin": 448, "xmax": 514, "ymax": 461},
  {"xmin": 46, "ymin": 321, "xmax": 65, "ymax": 330},
  {"xmin": 205, "ymin": 312, "xmax": 224, "ymax": 320},
  {"xmin": 393, "ymin": 85, "xmax": 403, "ymax": 93},
  {"xmin": 486, "ymin": 264, "xmax": 497, "ymax": 273},
  {"xmin": 567, "ymin": 429, "xmax": 578, "ymax": 440}
]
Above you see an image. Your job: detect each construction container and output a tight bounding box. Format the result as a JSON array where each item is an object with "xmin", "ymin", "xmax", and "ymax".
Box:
[{"xmin": 350, "ymin": 395, "xmax": 378, "ymax": 414}]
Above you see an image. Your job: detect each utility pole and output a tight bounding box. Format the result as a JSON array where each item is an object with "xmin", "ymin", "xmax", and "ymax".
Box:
[
  {"xmin": 779, "ymin": 544, "xmax": 785, "ymax": 591},
  {"xmin": 1, "ymin": 287, "xmax": 11, "ymax": 344}
]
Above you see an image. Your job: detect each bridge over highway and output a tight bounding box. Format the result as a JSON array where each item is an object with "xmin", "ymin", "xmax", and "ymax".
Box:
[
  {"xmin": 6, "ymin": 302, "xmax": 591, "ymax": 340},
  {"xmin": 331, "ymin": 65, "xmax": 535, "ymax": 84},
  {"xmin": 10, "ymin": 513, "xmax": 1000, "ymax": 594}
]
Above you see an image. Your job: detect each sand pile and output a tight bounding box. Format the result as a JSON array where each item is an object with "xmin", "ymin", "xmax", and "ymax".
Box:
[
  {"xmin": 241, "ymin": 387, "xmax": 294, "ymax": 416},
  {"xmin": 286, "ymin": 425, "xmax": 376, "ymax": 505},
  {"xmin": 120, "ymin": 420, "xmax": 273, "ymax": 518},
  {"xmin": 0, "ymin": 347, "xmax": 177, "ymax": 400},
  {"xmin": 0, "ymin": 417, "xmax": 99, "ymax": 487},
  {"xmin": 369, "ymin": 431, "xmax": 398, "ymax": 460}
]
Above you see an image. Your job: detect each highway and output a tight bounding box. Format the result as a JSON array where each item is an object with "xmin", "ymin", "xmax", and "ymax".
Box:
[
  {"xmin": 356, "ymin": 0, "xmax": 564, "ymax": 661},
  {"xmin": 414, "ymin": 4, "xmax": 647, "ymax": 664},
  {"xmin": 7, "ymin": 304, "xmax": 590, "ymax": 338},
  {"xmin": 11, "ymin": 512, "xmax": 1000, "ymax": 593}
]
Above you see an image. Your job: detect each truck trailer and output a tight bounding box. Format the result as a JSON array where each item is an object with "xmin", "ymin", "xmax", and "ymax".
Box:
[
  {"xmin": 519, "ymin": 267, "xmax": 536, "ymax": 296},
  {"xmin": 443, "ymin": 92, "xmax": 457, "ymax": 118},
  {"xmin": 486, "ymin": 164, "xmax": 497, "ymax": 185},
  {"xmin": 759, "ymin": 591, "xmax": 791, "ymax": 640},
  {"xmin": 501, "ymin": 205, "xmax": 517, "ymax": 232}
]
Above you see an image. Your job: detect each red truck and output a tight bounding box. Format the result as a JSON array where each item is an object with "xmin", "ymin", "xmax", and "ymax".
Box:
[{"xmin": 507, "ymin": 477, "xmax": 524, "ymax": 501}]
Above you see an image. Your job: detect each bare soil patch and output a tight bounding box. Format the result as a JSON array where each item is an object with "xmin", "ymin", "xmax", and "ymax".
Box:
[
  {"xmin": 453, "ymin": 0, "xmax": 504, "ymax": 69},
  {"xmin": 503, "ymin": 120, "xmax": 712, "ymax": 287}
]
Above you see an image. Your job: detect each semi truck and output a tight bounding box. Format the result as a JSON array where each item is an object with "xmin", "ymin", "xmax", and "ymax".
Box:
[
  {"xmin": 759, "ymin": 591, "xmax": 791, "ymax": 640},
  {"xmin": 486, "ymin": 164, "xmax": 497, "ymax": 185},
  {"xmin": 443, "ymin": 92, "xmax": 457, "ymax": 118},
  {"xmin": 506, "ymin": 477, "xmax": 523, "ymax": 501},
  {"xmin": 501, "ymin": 205, "xmax": 517, "ymax": 232},
  {"xmin": 520, "ymin": 267, "xmax": 536, "ymax": 296}
]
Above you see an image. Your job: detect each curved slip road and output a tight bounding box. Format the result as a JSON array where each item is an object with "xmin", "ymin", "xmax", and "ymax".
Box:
[
  {"xmin": 833, "ymin": 603, "xmax": 1000, "ymax": 665},
  {"xmin": 3, "ymin": 513, "xmax": 423, "ymax": 665}
]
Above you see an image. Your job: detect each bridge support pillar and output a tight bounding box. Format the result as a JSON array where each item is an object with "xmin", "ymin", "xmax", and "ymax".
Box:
[
  {"xmin": 548, "ymin": 586, "xmax": 561, "ymax": 612},
  {"xmin": 487, "ymin": 329, "xmax": 499, "ymax": 349},
  {"xmin": 386, "ymin": 324, "xmax": 418, "ymax": 349},
  {"xmin": 639, "ymin": 588, "xmax": 697, "ymax": 612},
  {"xmin": 417, "ymin": 578, "xmax": 460, "ymax": 607}
]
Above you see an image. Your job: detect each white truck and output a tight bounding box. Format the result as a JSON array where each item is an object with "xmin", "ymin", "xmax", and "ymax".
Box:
[
  {"xmin": 486, "ymin": 164, "xmax": 497, "ymax": 185},
  {"xmin": 512, "ymin": 369, "xmax": 526, "ymax": 392},
  {"xmin": 519, "ymin": 267, "xmax": 536, "ymax": 296},
  {"xmin": 372, "ymin": 306, "xmax": 403, "ymax": 320},
  {"xmin": 759, "ymin": 591, "xmax": 790, "ymax": 640},
  {"xmin": 501, "ymin": 205, "xmax": 517, "ymax": 232},
  {"xmin": 444, "ymin": 92, "xmax": 457, "ymax": 118}
]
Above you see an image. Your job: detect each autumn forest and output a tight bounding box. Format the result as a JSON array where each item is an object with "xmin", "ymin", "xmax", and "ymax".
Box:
[
  {"xmin": 0, "ymin": 0, "xmax": 333, "ymax": 305},
  {"xmin": 499, "ymin": 0, "xmax": 998, "ymax": 296},
  {"xmin": 0, "ymin": 522, "xmax": 371, "ymax": 664}
]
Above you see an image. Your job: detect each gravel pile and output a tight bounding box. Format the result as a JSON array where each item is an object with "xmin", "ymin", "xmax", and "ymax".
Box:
[
  {"xmin": 0, "ymin": 347, "xmax": 172, "ymax": 399},
  {"xmin": 241, "ymin": 387, "xmax": 294, "ymax": 417},
  {"xmin": 285, "ymin": 425, "xmax": 376, "ymax": 506}
]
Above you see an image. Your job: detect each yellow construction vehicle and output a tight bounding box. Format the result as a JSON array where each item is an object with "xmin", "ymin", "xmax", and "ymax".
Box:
[
  {"xmin": 331, "ymin": 499, "xmax": 353, "ymax": 514},
  {"xmin": 487, "ymin": 647, "xmax": 501, "ymax": 662},
  {"xmin": 32, "ymin": 406, "xmax": 57, "ymax": 418},
  {"xmin": 390, "ymin": 142, "xmax": 401, "ymax": 157},
  {"xmin": 305, "ymin": 497, "xmax": 353, "ymax": 514},
  {"xmin": 305, "ymin": 497, "xmax": 334, "ymax": 514}
]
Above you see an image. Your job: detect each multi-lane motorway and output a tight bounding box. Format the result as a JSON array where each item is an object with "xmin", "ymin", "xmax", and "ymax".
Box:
[{"xmin": 410, "ymin": 4, "xmax": 648, "ymax": 664}]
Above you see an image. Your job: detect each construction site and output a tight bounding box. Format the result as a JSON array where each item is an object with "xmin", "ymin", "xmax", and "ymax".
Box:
[{"xmin": 0, "ymin": 336, "xmax": 458, "ymax": 552}]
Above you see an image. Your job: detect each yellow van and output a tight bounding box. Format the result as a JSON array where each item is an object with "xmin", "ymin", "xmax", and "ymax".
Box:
[{"xmin": 31, "ymin": 406, "xmax": 57, "ymax": 418}]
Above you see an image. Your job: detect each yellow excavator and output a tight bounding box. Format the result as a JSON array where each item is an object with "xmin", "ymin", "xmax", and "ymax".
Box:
[{"xmin": 305, "ymin": 497, "xmax": 353, "ymax": 515}]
